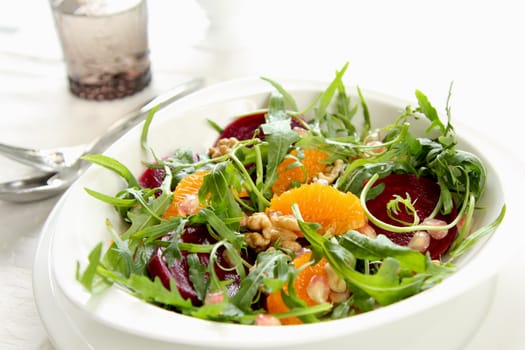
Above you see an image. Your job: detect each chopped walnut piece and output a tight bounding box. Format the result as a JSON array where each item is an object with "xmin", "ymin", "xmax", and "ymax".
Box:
[
  {"xmin": 279, "ymin": 239, "xmax": 302, "ymax": 252},
  {"xmin": 313, "ymin": 159, "xmax": 344, "ymax": 185},
  {"xmin": 244, "ymin": 232, "xmax": 270, "ymax": 253},
  {"xmin": 243, "ymin": 211, "xmax": 302, "ymax": 253},
  {"xmin": 262, "ymin": 227, "xmax": 297, "ymax": 243},
  {"xmin": 268, "ymin": 211, "xmax": 300, "ymax": 232},
  {"xmin": 208, "ymin": 137, "xmax": 239, "ymax": 158},
  {"xmin": 247, "ymin": 212, "xmax": 272, "ymax": 231}
]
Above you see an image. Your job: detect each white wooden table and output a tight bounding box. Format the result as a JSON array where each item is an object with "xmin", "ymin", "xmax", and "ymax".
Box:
[{"xmin": 1, "ymin": 1, "xmax": 524, "ymax": 349}]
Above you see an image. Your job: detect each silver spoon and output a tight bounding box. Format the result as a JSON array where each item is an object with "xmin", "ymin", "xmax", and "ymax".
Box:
[
  {"xmin": 0, "ymin": 78, "xmax": 204, "ymax": 203},
  {"xmin": 0, "ymin": 142, "xmax": 87, "ymax": 173}
]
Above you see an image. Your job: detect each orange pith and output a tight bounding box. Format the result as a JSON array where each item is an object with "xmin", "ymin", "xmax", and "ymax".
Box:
[
  {"xmin": 163, "ymin": 170, "xmax": 210, "ymax": 219},
  {"xmin": 267, "ymin": 183, "xmax": 366, "ymax": 236},
  {"xmin": 271, "ymin": 149, "xmax": 330, "ymax": 195},
  {"xmin": 266, "ymin": 251, "xmax": 328, "ymax": 325}
]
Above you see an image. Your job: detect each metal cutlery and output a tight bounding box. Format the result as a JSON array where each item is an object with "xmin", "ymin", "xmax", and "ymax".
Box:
[
  {"xmin": 0, "ymin": 142, "xmax": 87, "ymax": 173},
  {"xmin": 0, "ymin": 77, "xmax": 204, "ymax": 203}
]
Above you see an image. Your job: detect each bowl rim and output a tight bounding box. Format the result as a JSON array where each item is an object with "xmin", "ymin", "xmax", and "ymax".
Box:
[{"xmin": 48, "ymin": 76, "xmax": 519, "ymax": 348}]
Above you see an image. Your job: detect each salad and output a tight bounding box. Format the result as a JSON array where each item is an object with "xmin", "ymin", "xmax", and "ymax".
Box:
[{"xmin": 78, "ymin": 64, "xmax": 505, "ymax": 326}]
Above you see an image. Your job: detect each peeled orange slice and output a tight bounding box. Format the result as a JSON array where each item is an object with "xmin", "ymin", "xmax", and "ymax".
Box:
[
  {"xmin": 268, "ymin": 183, "xmax": 366, "ymax": 236},
  {"xmin": 163, "ymin": 170, "xmax": 210, "ymax": 219},
  {"xmin": 272, "ymin": 149, "xmax": 330, "ymax": 195},
  {"xmin": 266, "ymin": 251, "xmax": 328, "ymax": 325}
]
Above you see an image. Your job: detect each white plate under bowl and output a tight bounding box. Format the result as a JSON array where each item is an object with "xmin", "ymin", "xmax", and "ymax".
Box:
[{"xmin": 47, "ymin": 78, "xmax": 519, "ymax": 350}]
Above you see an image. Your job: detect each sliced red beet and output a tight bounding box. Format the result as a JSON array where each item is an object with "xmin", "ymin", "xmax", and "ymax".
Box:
[
  {"xmin": 217, "ymin": 112, "xmax": 267, "ymax": 142},
  {"xmin": 365, "ymin": 173, "xmax": 457, "ymax": 259},
  {"xmin": 216, "ymin": 111, "xmax": 304, "ymax": 143},
  {"xmin": 139, "ymin": 167, "xmax": 166, "ymax": 189},
  {"xmin": 148, "ymin": 225, "xmax": 241, "ymax": 305}
]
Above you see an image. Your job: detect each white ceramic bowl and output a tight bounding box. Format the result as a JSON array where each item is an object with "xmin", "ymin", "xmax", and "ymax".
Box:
[{"xmin": 48, "ymin": 77, "xmax": 518, "ymax": 350}]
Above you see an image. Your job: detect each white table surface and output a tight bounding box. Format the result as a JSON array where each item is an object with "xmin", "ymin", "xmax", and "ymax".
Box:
[{"xmin": 1, "ymin": 1, "xmax": 524, "ymax": 349}]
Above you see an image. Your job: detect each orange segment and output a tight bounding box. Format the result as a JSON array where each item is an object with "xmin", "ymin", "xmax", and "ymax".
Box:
[
  {"xmin": 268, "ymin": 183, "xmax": 366, "ymax": 236},
  {"xmin": 163, "ymin": 170, "xmax": 210, "ymax": 219},
  {"xmin": 291, "ymin": 252, "xmax": 328, "ymax": 306},
  {"xmin": 272, "ymin": 149, "xmax": 330, "ymax": 195},
  {"xmin": 266, "ymin": 251, "xmax": 328, "ymax": 325}
]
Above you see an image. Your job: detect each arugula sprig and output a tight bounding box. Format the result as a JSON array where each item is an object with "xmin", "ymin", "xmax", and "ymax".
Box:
[{"xmin": 261, "ymin": 90, "xmax": 301, "ymax": 198}]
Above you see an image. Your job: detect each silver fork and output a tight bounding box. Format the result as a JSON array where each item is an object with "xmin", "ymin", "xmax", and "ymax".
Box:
[{"xmin": 0, "ymin": 77, "xmax": 204, "ymax": 203}]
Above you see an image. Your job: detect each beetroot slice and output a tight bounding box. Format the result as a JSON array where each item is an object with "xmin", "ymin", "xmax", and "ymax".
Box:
[
  {"xmin": 216, "ymin": 112, "xmax": 304, "ymax": 144},
  {"xmin": 139, "ymin": 167, "xmax": 166, "ymax": 189},
  {"xmin": 217, "ymin": 112, "xmax": 267, "ymax": 142},
  {"xmin": 365, "ymin": 173, "xmax": 457, "ymax": 259},
  {"xmin": 147, "ymin": 225, "xmax": 241, "ymax": 305}
]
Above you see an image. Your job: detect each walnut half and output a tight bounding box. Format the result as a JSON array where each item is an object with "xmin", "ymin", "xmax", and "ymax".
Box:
[{"xmin": 243, "ymin": 211, "xmax": 302, "ymax": 253}]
